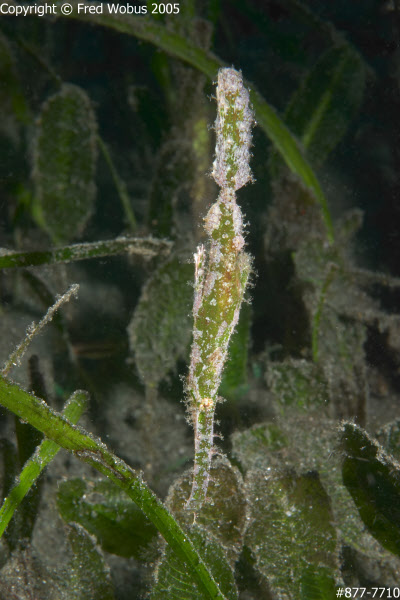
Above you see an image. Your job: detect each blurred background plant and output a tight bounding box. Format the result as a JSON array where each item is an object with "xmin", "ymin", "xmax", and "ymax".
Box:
[{"xmin": 1, "ymin": 1, "xmax": 400, "ymax": 598}]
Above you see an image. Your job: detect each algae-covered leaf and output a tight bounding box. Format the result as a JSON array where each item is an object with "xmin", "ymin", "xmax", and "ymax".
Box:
[
  {"xmin": 232, "ymin": 417, "xmax": 400, "ymax": 577},
  {"xmin": 266, "ymin": 358, "xmax": 328, "ymax": 411},
  {"xmin": 299, "ymin": 564, "xmax": 339, "ymax": 600},
  {"xmin": 285, "ymin": 43, "xmax": 366, "ymax": 167},
  {"xmin": 63, "ymin": 522, "xmax": 115, "ymax": 600},
  {"xmin": 166, "ymin": 457, "xmax": 247, "ymax": 568},
  {"xmin": 32, "ymin": 84, "xmax": 97, "ymax": 244},
  {"xmin": 340, "ymin": 422, "xmax": 400, "ymax": 558},
  {"xmin": 294, "ymin": 234, "xmax": 369, "ymax": 419},
  {"xmin": 232, "ymin": 421, "xmax": 289, "ymax": 473},
  {"xmin": 151, "ymin": 525, "xmax": 237, "ymax": 600},
  {"xmin": 57, "ymin": 478, "xmax": 157, "ymax": 560},
  {"xmin": 245, "ymin": 469, "xmax": 339, "ymax": 599},
  {"xmin": 147, "ymin": 137, "xmax": 194, "ymax": 238},
  {"xmin": 128, "ymin": 255, "xmax": 193, "ymax": 387}
]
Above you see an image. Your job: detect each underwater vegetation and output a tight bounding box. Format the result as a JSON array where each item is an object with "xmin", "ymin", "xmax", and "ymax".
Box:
[{"xmin": 1, "ymin": 1, "xmax": 400, "ymax": 598}]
